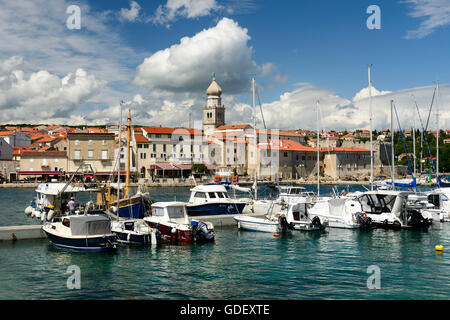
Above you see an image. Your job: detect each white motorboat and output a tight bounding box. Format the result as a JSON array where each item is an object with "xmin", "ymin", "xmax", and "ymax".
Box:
[
  {"xmin": 276, "ymin": 185, "xmax": 315, "ymax": 205},
  {"xmin": 281, "ymin": 199, "xmax": 328, "ymax": 231},
  {"xmin": 345, "ymin": 190, "xmax": 432, "ymax": 229},
  {"xmin": 111, "ymin": 219, "xmax": 161, "ymax": 245},
  {"xmin": 307, "ymin": 197, "xmax": 371, "ymax": 229},
  {"xmin": 25, "ymin": 182, "xmax": 100, "ymax": 222},
  {"xmin": 424, "ymin": 189, "xmax": 450, "ymax": 222}
]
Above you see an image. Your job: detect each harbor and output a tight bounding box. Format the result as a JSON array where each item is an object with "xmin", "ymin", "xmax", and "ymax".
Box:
[{"xmin": 1, "ymin": 185, "xmax": 449, "ymax": 300}]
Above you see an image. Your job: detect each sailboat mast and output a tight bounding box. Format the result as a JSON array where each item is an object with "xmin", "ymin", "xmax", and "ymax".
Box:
[
  {"xmin": 125, "ymin": 109, "xmax": 131, "ymax": 199},
  {"xmin": 368, "ymin": 65, "xmax": 374, "ymax": 191},
  {"xmin": 316, "ymin": 100, "xmax": 320, "ymax": 197},
  {"xmin": 252, "ymin": 77, "xmax": 257, "ymax": 200},
  {"xmin": 391, "ymin": 100, "xmax": 395, "ymax": 190},
  {"xmin": 436, "ymin": 81, "xmax": 439, "ymax": 181},
  {"xmin": 117, "ymin": 101, "xmax": 123, "ymax": 218}
]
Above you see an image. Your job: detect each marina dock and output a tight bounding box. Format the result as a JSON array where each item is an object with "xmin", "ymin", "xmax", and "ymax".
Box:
[{"xmin": 0, "ymin": 225, "xmax": 45, "ymax": 241}]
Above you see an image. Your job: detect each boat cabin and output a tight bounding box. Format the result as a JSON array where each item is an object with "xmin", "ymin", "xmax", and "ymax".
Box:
[
  {"xmin": 149, "ymin": 202, "xmax": 189, "ymax": 225},
  {"xmin": 52, "ymin": 214, "xmax": 112, "ymax": 236},
  {"xmin": 188, "ymin": 185, "xmax": 231, "ymax": 204}
]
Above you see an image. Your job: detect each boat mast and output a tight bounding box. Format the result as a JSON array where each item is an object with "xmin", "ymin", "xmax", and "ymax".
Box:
[
  {"xmin": 125, "ymin": 109, "xmax": 131, "ymax": 199},
  {"xmin": 252, "ymin": 77, "xmax": 258, "ymax": 200},
  {"xmin": 117, "ymin": 101, "xmax": 123, "ymax": 218},
  {"xmin": 316, "ymin": 100, "xmax": 320, "ymax": 197},
  {"xmin": 436, "ymin": 81, "xmax": 440, "ymax": 182},
  {"xmin": 412, "ymin": 95, "xmax": 416, "ymax": 178},
  {"xmin": 368, "ymin": 65, "xmax": 374, "ymax": 191},
  {"xmin": 391, "ymin": 100, "xmax": 395, "ymax": 190}
]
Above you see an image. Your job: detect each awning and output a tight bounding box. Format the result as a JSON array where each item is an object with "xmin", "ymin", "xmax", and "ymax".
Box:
[
  {"xmin": 18, "ymin": 171, "xmax": 63, "ymax": 175},
  {"xmin": 150, "ymin": 164, "xmax": 181, "ymax": 170}
]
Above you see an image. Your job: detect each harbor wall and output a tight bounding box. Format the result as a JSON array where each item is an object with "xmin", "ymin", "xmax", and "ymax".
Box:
[{"xmin": 0, "ymin": 225, "xmax": 45, "ymax": 241}]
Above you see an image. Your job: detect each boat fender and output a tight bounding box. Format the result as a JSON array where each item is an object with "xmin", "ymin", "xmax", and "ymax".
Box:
[
  {"xmin": 171, "ymin": 228, "xmax": 177, "ymax": 234},
  {"xmin": 41, "ymin": 211, "xmax": 46, "ymax": 222},
  {"xmin": 47, "ymin": 210, "xmax": 54, "ymax": 221},
  {"xmin": 25, "ymin": 206, "xmax": 33, "ymax": 216},
  {"xmin": 127, "ymin": 233, "xmax": 131, "ymax": 242},
  {"xmin": 34, "ymin": 210, "xmax": 41, "ymax": 219}
]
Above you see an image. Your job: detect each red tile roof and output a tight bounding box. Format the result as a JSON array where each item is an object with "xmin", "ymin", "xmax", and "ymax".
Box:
[
  {"xmin": 135, "ymin": 135, "xmax": 149, "ymax": 143},
  {"xmin": 216, "ymin": 124, "xmax": 252, "ymax": 130}
]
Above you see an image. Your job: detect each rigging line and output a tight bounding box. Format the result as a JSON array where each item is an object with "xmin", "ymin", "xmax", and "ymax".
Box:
[
  {"xmin": 425, "ymin": 85, "xmax": 436, "ymax": 132},
  {"xmin": 393, "ymin": 103, "xmax": 417, "ymax": 191},
  {"xmin": 414, "ymin": 99, "xmax": 438, "ymax": 184}
]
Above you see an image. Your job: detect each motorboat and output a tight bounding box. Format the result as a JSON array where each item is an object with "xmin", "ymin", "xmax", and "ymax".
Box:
[
  {"xmin": 42, "ymin": 214, "xmax": 118, "ymax": 251},
  {"xmin": 307, "ymin": 197, "xmax": 372, "ymax": 229},
  {"xmin": 234, "ymin": 201, "xmax": 290, "ymax": 233},
  {"xmin": 111, "ymin": 219, "xmax": 161, "ymax": 245},
  {"xmin": 144, "ymin": 202, "xmax": 215, "ymax": 243},
  {"xmin": 276, "ymin": 185, "xmax": 315, "ymax": 205},
  {"xmin": 346, "ymin": 190, "xmax": 432, "ymax": 229},
  {"xmin": 281, "ymin": 199, "xmax": 329, "ymax": 231},
  {"xmin": 424, "ymin": 189, "xmax": 450, "ymax": 222},
  {"xmin": 25, "ymin": 182, "xmax": 101, "ymax": 222},
  {"xmin": 186, "ymin": 184, "xmax": 247, "ymax": 217}
]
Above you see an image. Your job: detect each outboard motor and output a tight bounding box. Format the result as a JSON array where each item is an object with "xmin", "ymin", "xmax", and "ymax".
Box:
[
  {"xmin": 191, "ymin": 221, "xmax": 215, "ymax": 242},
  {"xmin": 311, "ymin": 216, "xmax": 325, "ymax": 230},
  {"xmin": 355, "ymin": 212, "xmax": 373, "ymax": 229},
  {"xmin": 406, "ymin": 210, "xmax": 431, "ymax": 228},
  {"xmin": 278, "ymin": 215, "xmax": 291, "ymax": 232}
]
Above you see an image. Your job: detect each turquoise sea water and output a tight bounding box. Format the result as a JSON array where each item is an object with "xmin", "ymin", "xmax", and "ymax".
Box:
[{"xmin": 0, "ymin": 186, "xmax": 449, "ymax": 300}]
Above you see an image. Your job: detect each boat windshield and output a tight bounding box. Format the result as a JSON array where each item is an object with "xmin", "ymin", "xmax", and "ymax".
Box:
[
  {"xmin": 359, "ymin": 194, "xmax": 396, "ymax": 214},
  {"xmin": 289, "ymin": 188, "xmax": 305, "ymax": 195},
  {"xmin": 152, "ymin": 207, "xmax": 165, "ymax": 217},
  {"xmin": 167, "ymin": 206, "xmax": 185, "ymax": 219}
]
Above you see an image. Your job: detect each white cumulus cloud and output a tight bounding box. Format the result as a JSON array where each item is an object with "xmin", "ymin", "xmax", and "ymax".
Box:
[
  {"xmin": 119, "ymin": 1, "xmax": 141, "ymax": 22},
  {"xmin": 133, "ymin": 17, "xmax": 257, "ymax": 94}
]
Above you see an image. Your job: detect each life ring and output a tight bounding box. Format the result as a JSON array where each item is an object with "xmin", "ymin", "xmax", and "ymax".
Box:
[
  {"xmin": 232, "ymin": 176, "xmax": 238, "ymax": 182},
  {"xmin": 214, "ymin": 176, "xmax": 220, "ymax": 182}
]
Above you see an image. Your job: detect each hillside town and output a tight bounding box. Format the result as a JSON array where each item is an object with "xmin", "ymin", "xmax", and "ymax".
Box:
[{"xmin": 0, "ymin": 77, "xmax": 446, "ymax": 185}]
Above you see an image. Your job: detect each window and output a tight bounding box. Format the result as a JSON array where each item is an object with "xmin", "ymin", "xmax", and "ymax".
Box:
[
  {"xmin": 163, "ymin": 144, "xmax": 166, "ymax": 152},
  {"xmin": 75, "ymin": 140, "xmax": 79, "ymax": 146},
  {"xmin": 137, "ymin": 143, "xmax": 142, "ymax": 148},
  {"xmin": 208, "ymin": 192, "xmax": 217, "ymax": 198},
  {"xmin": 167, "ymin": 206, "xmax": 184, "ymax": 219},
  {"xmin": 284, "ymin": 152, "xmax": 288, "ymax": 157},
  {"xmin": 155, "ymin": 134, "xmax": 161, "ymax": 138},
  {"xmin": 153, "ymin": 144, "xmax": 156, "ymax": 152},
  {"xmin": 30, "ymin": 158, "xmax": 34, "ymax": 163},
  {"xmin": 88, "ymin": 150, "xmax": 93, "ymax": 158},
  {"xmin": 153, "ymin": 207, "xmax": 165, "ymax": 217},
  {"xmin": 74, "ymin": 150, "xmax": 81, "ymax": 160},
  {"xmin": 42, "ymin": 158, "xmax": 48, "ymax": 165},
  {"xmin": 217, "ymin": 192, "xmax": 224, "ymax": 198},
  {"xmin": 194, "ymin": 192, "xmax": 206, "ymax": 198},
  {"xmin": 88, "ymin": 139, "xmax": 93, "ymax": 146},
  {"xmin": 102, "ymin": 140, "xmax": 106, "ymax": 146},
  {"xmin": 102, "ymin": 150, "xmax": 108, "ymax": 160},
  {"xmin": 55, "ymin": 158, "xmax": 59, "ymax": 163},
  {"xmin": 140, "ymin": 153, "xmax": 146, "ymax": 159}
]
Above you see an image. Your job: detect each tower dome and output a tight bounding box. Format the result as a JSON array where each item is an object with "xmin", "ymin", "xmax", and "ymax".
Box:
[{"xmin": 206, "ymin": 74, "xmax": 222, "ymax": 96}]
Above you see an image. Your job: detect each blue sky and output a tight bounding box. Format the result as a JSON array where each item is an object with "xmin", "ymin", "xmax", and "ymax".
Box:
[{"xmin": 0, "ymin": 0, "xmax": 449, "ymax": 130}]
